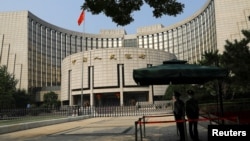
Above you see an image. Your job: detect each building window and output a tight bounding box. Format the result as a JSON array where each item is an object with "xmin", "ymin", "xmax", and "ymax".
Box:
[
  {"xmin": 248, "ymin": 16, "xmax": 250, "ymax": 21},
  {"xmin": 124, "ymin": 39, "xmax": 137, "ymax": 47}
]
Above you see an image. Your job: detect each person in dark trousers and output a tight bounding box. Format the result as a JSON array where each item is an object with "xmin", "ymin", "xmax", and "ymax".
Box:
[
  {"xmin": 173, "ymin": 91, "xmax": 186, "ymax": 141},
  {"xmin": 185, "ymin": 90, "xmax": 200, "ymax": 141}
]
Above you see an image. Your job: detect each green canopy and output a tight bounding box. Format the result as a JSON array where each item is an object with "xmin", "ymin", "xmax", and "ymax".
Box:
[
  {"xmin": 133, "ymin": 59, "xmax": 228, "ymax": 123},
  {"xmin": 133, "ymin": 59, "xmax": 228, "ymax": 85}
]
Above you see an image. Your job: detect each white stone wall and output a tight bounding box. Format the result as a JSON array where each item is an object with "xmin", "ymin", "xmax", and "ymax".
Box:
[
  {"xmin": 0, "ymin": 11, "xmax": 28, "ymax": 90},
  {"xmin": 214, "ymin": 0, "xmax": 250, "ymax": 53},
  {"xmin": 1, "ymin": 0, "xmax": 250, "ymax": 101},
  {"xmin": 61, "ymin": 48, "xmax": 176, "ymax": 103}
]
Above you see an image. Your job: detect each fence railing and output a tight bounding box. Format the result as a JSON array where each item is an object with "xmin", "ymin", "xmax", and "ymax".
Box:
[
  {"xmin": 0, "ymin": 107, "xmax": 71, "ymax": 121},
  {"xmin": 0, "ymin": 104, "xmax": 171, "ymax": 123}
]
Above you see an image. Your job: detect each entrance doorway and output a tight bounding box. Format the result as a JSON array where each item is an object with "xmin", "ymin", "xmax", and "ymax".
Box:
[{"xmin": 95, "ymin": 93, "xmax": 120, "ymax": 106}]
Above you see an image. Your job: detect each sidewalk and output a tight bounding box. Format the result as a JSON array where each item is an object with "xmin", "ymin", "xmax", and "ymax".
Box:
[
  {"xmin": 0, "ymin": 114, "xmax": 209, "ymax": 141},
  {"xmin": 137, "ymin": 115, "xmax": 208, "ymax": 141}
]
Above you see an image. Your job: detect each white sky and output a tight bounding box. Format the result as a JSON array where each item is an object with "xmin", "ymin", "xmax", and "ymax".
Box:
[{"xmin": 0, "ymin": 0, "xmax": 207, "ymax": 34}]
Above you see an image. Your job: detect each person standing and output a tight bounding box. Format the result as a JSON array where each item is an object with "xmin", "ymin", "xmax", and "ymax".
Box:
[
  {"xmin": 173, "ymin": 91, "xmax": 186, "ymax": 141},
  {"xmin": 185, "ymin": 90, "xmax": 200, "ymax": 141}
]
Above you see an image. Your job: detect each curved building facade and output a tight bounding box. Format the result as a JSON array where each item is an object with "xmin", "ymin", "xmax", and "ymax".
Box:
[
  {"xmin": 0, "ymin": 0, "xmax": 249, "ymax": 105},
  {"xmin": 61, "ymin": 48, "xmax": 176, "ymax": 106}
]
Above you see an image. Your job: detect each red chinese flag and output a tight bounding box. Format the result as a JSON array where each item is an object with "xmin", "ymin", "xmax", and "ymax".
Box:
[{"xmin": 78, "ymin": 11, "xmax": 85, "ymax": 26}]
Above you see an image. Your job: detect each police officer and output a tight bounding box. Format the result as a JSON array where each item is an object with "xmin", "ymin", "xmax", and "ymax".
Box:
[
  {"xmin": 173, "ymin": 91, "xmax": 185, "ymax": 141},
  {"xmin": 185, "ymin": 90, "xmax": 200, "ymax": 141}
]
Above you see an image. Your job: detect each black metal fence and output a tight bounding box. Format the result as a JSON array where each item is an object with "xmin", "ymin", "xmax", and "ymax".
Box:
[
  {"xmin": 0, "ymin": 103, "xmax": 172, "ymax": 123},
  {"xmin": 0, "ymin": 107, "xmax": 72, "ymax": 121}
]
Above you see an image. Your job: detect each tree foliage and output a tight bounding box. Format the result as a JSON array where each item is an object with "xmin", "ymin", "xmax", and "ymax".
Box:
[
  {"xmin": 81, "ymin": 0, "xmax": 184, "ymax": 26},
  {"xmin": 199, "ymin": 50, "xmax": 222, "ymax": 67},
  {"xmin": 221, "ymin": 30, "xmax": 250, "ymax": 92},
  {"xmin": 198, "ymin": 30, "xmax": 250, "ymax": 99},
  {"xmin": 0, "ymin": 65, "xmax": 18, "ymax": 108},
  {"xmin": 13, "ymin": 89, "xmax": 31, "ymax": 108},
  {"xmin": 43, "ymin": 91, "xmax": 60, "ymax": 108},
  {"xmin": 164, "ymin": 84, "xmax": 192, "ymax": 100}
]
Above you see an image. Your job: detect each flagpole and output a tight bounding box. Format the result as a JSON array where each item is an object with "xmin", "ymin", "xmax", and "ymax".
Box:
[{"xmin": 78, "ymin": 10, "xmax": 85, "ymax": 107}]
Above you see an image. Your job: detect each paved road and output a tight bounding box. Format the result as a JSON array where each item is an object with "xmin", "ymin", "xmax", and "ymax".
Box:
[{"xmin": 0, "ymin": 115, "xmax": 209, "ymax": 141}]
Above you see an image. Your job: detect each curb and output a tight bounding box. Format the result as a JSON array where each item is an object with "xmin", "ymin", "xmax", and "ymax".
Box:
[{"xmin": 0, "ymin": 115, "xmax": 90, "ymax": 134}]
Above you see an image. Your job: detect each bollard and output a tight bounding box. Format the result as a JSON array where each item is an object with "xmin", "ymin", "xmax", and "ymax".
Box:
[
  {"xmin": 139, "ymin": 118, "xmax": 143, "ymax": 141},
  {"xmin": 143, "ymin": 116, "xmax": 146, "ymax": 137},
  {"xmin": 77, "ymin": 106, "xmax": 79, "ymax": 116},
  {"xmin": 135, "ymin": 121, "xmax": 138, "ymax": 141},
  {"xmin": 184, "ymin": 118, "xmax": 188, "ymax": 141},
  {"xmin": 71, "ymin": 106, "xmax": 74, "ymax": 116}
]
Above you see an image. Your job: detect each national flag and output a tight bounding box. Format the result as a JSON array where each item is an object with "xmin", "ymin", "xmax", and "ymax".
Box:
[{"xmin": 78, "ymin": 11, "xmax": 85, "ymax": 26}]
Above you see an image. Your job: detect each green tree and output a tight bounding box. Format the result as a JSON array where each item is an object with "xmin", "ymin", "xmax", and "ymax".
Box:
[
  {"xmin": 198, "ymin": 30, "xmax": 250, "ymax": 99},
  {"xmin": 221, "ymin": 30, "xmax": 250, "ymax": 95},
  {"xmin": 43, "ymin": 91, "xmax": 60, "ymax": 108},
  {"xmin": 199, "ymin": 50, "xmax": 222, "ymax": 67},
  {"xmin": 198, "ymin": 51, "xmax": 226, "ymax": 96},
  {"xmin": 13, "ymin": 89, "xmax": 31, "ymax": 108},
  {"xmin": 81, "ymin": 0, "xmax": 184, "ymax": 26},
  {"xmin": 164, "ymin": 84, "xmax": 192, "ymax": 100},
  {"xmin": 0, "ymin": 65, "xmax": 18, "ymax": 108},
  {"xmin": 198, "ymin": 50, "xmax": 232, "ymax": 100}
]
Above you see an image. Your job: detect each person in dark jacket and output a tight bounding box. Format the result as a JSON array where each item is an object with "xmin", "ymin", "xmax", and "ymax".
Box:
[
  {"xmin": 185, "ymin": 90, "xmax": 200, "ymax": 141},
  {"xmin": 173, "ymin": 91, "xmax": 186, "ymax": 141}
]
